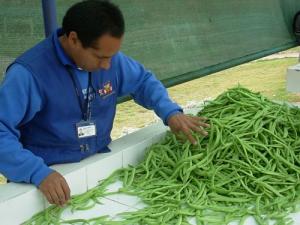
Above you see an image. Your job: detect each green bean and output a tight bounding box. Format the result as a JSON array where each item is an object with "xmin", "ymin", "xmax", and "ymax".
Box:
[{"xmin": 25, "ymin": 86, "xmax": 300, "ymax": 225}]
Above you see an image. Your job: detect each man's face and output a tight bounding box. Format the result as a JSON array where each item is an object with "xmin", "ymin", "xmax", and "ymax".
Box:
[{"xmin": 68, "ymin": 32, "xmax": 123, "ymax": 72}]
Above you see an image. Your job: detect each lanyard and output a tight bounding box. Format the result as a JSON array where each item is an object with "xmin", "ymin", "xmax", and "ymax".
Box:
[{"xmin": 67, "ymin": 67, "xmax": 93, "ymax": 121}]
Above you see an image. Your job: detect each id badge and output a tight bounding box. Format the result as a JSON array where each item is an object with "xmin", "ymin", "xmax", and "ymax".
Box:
[{"xmin": 76, "ymin": 120, "xmax": 97, "ymax": 139}]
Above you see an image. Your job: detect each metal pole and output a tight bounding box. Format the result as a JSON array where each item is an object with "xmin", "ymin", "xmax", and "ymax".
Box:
[{"xmin": 41, "ymin": 0, "xmax": 57, "ymax": 37}]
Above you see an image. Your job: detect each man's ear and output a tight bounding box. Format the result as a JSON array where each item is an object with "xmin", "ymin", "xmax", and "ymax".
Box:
[{"xmin": 67, "ymin": 31, "xmax": 80, "ymax": 47}]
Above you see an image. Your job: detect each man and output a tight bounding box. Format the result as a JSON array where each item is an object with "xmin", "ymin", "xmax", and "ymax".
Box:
[{"xmin": 0, "ymin": 0, "xmax": 209, "ymax": 207}]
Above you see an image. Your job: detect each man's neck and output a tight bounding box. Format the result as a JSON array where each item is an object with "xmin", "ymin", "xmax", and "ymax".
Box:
[
  {"xmin": 59, "ymin": 35, "xmax": 75, "ymax": 65},
  {"xmin": 59, "ymin": 35, "xmax": 85, "ymax": 71}
]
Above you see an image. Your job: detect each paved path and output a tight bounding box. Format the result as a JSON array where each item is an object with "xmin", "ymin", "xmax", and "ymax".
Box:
[{"xmin": 259, "ymin": 52, "xmax": 299, "ymax": 60}]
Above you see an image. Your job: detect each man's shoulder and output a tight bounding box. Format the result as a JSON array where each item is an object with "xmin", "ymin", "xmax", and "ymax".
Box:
[
  {"xmin": 7, "ymin": 63, "xmax": 29, "ymax": 73},
  {"xmin": 17, "ymin": 37, "xmax": 54, "ymax": 64},
  {"xmin": 113, "ymin": 51, "xmax": 139, "ymax": 65},
  {"xmin": 5, "ymin": 63, "xmax": 35, "ymax": 82},
  {"xmin": 113, "ymin": 51, "xmax": 125, "ymax": 60}
]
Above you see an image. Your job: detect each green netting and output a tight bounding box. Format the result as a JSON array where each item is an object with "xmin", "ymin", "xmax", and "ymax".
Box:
[
  {"xmin": 117, "ymin": 0, "xmax": 300, "ymax": 87},
  {"xmin": 0, "ymin": 0, "xmax": 299, "ymax": 87},
  {"xmin": 0, "ymin": 0, "xmax": 77, "ymax": 80}
]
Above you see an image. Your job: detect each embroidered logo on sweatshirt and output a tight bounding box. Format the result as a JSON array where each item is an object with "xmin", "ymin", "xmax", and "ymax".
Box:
[{"xmin": 98, "ymin": 81, "xmax": 114, "ymax": 98}]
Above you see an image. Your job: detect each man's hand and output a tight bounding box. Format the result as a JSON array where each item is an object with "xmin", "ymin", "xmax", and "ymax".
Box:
[
  {"xmin": 168, "ymin": 113, "xmax": 210, "ymax": 145},
  {"xmin": 39, "ymin": 171, "xmax": 71, "ymax": 207}
]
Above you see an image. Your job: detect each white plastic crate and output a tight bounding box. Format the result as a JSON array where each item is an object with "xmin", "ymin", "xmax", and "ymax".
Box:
[{"xmin": 286, "ymin": 63, "xmax": 300, "ymax": 93}]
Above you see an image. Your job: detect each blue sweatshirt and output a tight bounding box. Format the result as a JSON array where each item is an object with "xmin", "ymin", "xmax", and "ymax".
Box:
[{"xmin": 0, "ymin": 29, "xmax": 182, "ymax": 187}]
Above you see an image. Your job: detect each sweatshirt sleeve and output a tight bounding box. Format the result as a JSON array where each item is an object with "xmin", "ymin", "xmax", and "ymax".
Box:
[
  {"xmin": 0, "ymin": 64, "xmax": 53, "ymax": 187},
  {"xmin": 116, "ymin": 52, "xmax": 183, "ymax": 125}
]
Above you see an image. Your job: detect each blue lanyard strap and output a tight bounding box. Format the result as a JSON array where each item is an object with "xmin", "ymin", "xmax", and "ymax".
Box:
[
  {"xmin": 85, "ymin": 73, "xmax": 93, "ymax": 120},
  {"xmin": 67, "ymin": 67, "xmax": 93, "ymax": 121}
]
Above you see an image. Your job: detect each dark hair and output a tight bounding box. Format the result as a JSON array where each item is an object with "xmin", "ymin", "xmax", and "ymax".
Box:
[{"xmin": 62, "ymin": 0, "xmax": 125, "ymax": 48}]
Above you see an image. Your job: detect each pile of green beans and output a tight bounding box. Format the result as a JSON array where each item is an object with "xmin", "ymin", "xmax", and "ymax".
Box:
[
  {"xmin": 25, "ymin": 86, "xmax": 300, "ymax": 225},
  {"xmin": 115, "ymin": 87, "xmax": 300, "ymax": 224}
]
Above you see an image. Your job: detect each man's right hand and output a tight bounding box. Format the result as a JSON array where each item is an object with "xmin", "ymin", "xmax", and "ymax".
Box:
[{"xmin": 38, "ymin": 171, "xmax": 71, "ymax": 207}]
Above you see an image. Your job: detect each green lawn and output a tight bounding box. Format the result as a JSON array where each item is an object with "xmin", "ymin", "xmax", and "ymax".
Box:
[{"xmin": 112, "ymin": 57, "xmax": 300, "ymax": 139}]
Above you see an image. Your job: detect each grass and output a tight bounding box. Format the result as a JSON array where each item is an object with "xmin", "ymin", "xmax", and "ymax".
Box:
[
  {"xmin": 0, "ymin": 175, "xmax": 6, "ymax": 184},
  {"xmin": 112, "ymin": 57, "xmax": 300, "ymax": 139}
]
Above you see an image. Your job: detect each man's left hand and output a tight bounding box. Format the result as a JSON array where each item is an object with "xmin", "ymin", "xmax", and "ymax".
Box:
[{"xmin": 167, "ymin": 113, "xmax": 210, "ymax": 145}]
